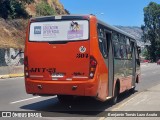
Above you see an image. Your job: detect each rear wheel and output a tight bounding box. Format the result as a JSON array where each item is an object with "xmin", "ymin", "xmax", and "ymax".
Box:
[
  {"xmin": 57, "ymin": 95, "xmax": 74, "ymax": 103},
  {"xmin": 130, "ymin": 86, "xmax": 135, "ymax": 93},
  {"xmin": 111, "ymin": 85, "xmax": 118, "ymax": 105}
]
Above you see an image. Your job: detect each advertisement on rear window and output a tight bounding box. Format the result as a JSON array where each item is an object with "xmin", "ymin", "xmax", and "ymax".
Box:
[{"xmin": 29, "ymin": 20, "xmax": 89, "ymax": 41}]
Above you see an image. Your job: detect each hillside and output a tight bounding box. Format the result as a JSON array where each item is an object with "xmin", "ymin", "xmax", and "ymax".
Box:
[
  {"xmin": 0, "ymin": 0, "xmax": 68, "ymax": 49},
  {"xmin": 116, "ymin": 26, "xmax": 143, "ymax": 41},
  {"xmin": 26, "ymin": 0, "xmax": 69, "ymax": 16},
  {"xmin": 0, "ymin": 18, "xmax": 27, "ymax": 48}
]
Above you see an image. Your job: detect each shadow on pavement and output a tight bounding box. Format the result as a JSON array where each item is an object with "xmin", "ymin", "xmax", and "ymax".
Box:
[{"xmin": 20, "ymin": 90, "xmax": 137, "ymax": 117}]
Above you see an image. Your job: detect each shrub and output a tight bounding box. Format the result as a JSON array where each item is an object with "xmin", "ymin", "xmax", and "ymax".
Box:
[{"xmin": 36, "ymin": 1, "xmax": 56, "ymax": 16}]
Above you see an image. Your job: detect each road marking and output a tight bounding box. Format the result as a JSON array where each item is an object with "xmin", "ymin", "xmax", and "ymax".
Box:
[
  {"xmin": 10, "ymin": 96, "xmax": 41, "ymax": 104},
  {"xmin": 0, "ymin": 77, "xmax": 23, "ymax": 81},
  {"xmin": 98, "ymin": 117, "xmax": 105, "ymax": 120}
]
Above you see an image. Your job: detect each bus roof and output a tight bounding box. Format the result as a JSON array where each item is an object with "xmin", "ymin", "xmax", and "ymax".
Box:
[
  {"xmin": 30, "ymin": 14, "xmax": 91, "ymax": 22},
  {"xmin": 98, "ymin": 20, "xmax": 136, "ymax": 41}
]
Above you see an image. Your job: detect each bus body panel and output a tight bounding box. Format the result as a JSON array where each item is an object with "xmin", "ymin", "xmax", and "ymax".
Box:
[
  {"xmin": 25, "ymin": 78, "xmax": 98, "ymax": 96},
  {"xmin": 89, "ymin": 17, "xmax": 109, "ymax": 101},
  {"xmin": 27, "ymin": 41, "xmax": 90, "ymax": 81}
]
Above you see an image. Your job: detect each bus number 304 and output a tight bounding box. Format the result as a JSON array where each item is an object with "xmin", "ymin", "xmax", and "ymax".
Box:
[{"xmin": 76, "ymin": 53, "xmax": 89, "ymax": 58}]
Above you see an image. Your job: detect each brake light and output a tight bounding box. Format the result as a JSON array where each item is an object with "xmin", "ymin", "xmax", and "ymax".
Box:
[
  {"xmin": 90, "ymin": 59, "xmax": 97, "ymax": 66},
  {"xmin": 24, "ymin": 56, "xmax": 29, "ymax": 78},
  {"xmin": 89, "ymin": 56, "xmax": 97, "ymax": 79}
]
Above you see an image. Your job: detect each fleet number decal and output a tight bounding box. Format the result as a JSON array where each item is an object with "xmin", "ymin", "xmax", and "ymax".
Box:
[
  {"xmin": 76, "ymin": 53, "xmax": 89, "ymax": 58},
  {"xmin": 30, "ymin": 68, "xmax": 56, "ymax": 74}
]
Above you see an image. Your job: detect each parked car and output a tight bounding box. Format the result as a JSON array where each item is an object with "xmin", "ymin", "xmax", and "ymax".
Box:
[
  {"xmin": 157, "ymin": 59, "xmax": 160, "ymax": 65},
  {"xmin": 143, "ymin": 59, "xmax": 150, "ymax": 63}
]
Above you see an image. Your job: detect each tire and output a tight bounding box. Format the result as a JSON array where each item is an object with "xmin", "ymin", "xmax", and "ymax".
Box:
[
  {"xmin": 111, "ymin": 85, "xmax": 118, "ymax": 105},
  {"xmin": 130, "ymin": 87, "xmax": 135, "ymax": 93},
  {"xmin": 57, "ymin": 95, "xmax": 74, "ymax": 103}
]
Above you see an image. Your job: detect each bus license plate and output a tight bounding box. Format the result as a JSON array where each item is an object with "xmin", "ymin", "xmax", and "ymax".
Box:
[{"xmin": 52, "ymin": 73, "xmax": 64, "ymax": 78}]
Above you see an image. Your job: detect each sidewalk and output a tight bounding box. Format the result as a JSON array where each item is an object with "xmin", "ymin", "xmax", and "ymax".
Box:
[
  {"xmin": 104, "ymin": 84, "xmax": 160, "ymax": 120},
  {"xmin": 0, "ymin": 65, "xmax": 24, "ymax": 79}
]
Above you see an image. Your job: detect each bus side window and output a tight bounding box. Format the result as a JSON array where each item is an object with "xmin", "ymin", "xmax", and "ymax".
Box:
[
  {"xmin": 130, "ymin": 40, "xmax": 134, "ymax": 59},
  {"xmin": 112, "ymin": 32, "xmax": 121, "ymax": 58},
  {"xmin": 123, "ymin": 45, "xmax": 127, "ymax": 59},
  {"xmin": 136, "ymin": 46, "xmax": 141, "ymax": 65},
  {"xmin": 120, "ymin": 45, "xmax": 124, "ymax": 59},
  {"xmin": 119, "ymin": 34, "xmax": 125, "ymax": 44},
  {"xmin": 126, "ymin": 45, "xmax": 132, "ymax": 59},
  {"xmin": 113, "ymin": 42, "xmax": 120, "ymax": 58},
  {"xmin": 136, "ymin": 46, "xmax": 139, "ymax": 59},
  {"xmin": 98, "ymin": 25, "xmax": 107, "ymax": 58},
  {"xmin": 126, "ymin": 38, "xmax": 130, "ymax": 59}
]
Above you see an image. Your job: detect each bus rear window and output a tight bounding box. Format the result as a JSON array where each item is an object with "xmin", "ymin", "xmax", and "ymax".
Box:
[{"xmin": 29, "ymin": 20, "xmax": 89, "ymax": 42}]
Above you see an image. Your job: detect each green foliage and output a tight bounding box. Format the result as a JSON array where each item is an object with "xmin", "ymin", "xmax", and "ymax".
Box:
[
  {"xmin": 142, "ymin": 48, "xmax": 150, "ymax": 60},
  {"xmin": 142, "ymin": 2, "xmax": 160, "ymax": 61},
  {"xmin": 0, "ymin": 0, "xmax": 34, "ymax": 19},
  {"xmin": 36, "ymin": 1, "xmax": 56, "ymax": 16}
]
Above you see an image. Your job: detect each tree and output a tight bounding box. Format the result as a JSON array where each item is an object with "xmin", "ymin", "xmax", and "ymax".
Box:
[
  {"xmin": 0, "ymin": 0, "xmax": 34, "ymax": 19},
  {"xmin": 142, "ymin": 2, "xmax": 160, "ymax": 62}
]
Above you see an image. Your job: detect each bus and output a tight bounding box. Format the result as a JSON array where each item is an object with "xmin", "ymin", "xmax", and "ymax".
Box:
[{"xmin": 24, "ymin": 15, "xmax": 140, "ymax": 104}]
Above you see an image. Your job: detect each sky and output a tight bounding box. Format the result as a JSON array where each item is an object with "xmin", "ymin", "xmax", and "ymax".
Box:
[{"xmin": 60, "ymin": 0, "xmax": 160, "ymax": 27}]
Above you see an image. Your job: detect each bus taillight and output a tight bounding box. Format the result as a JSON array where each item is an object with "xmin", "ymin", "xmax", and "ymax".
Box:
[
  {"xmin": 89, "ymin": 56, "xmax": 97, "ymax": 79},
  {"xmin": 24, "ymin": 56, "xmax": 29, "ymax": 78}
]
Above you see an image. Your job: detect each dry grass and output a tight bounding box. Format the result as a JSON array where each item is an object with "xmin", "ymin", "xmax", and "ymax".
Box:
[
  {"xmin": 51, "ymin": 0, "xmax": 67, "ymax": 15},
  {"xmin": 26, "ymin": 0, "xmax": 68, "ymax": 16},
  {"xmin": 0, "ymin": 19, "xmax": 27, "ymax": 49}
]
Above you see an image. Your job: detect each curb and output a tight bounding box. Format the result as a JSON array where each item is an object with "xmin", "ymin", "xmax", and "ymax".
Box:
[{"xmin": 0, "ymin": 73, "xmax": 24, "ymax": 79}]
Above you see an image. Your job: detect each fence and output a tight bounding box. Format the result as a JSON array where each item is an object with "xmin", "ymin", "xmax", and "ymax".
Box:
[{"xmin": 0, "ymin": 48, "xmax": 24, "ymax": 78}]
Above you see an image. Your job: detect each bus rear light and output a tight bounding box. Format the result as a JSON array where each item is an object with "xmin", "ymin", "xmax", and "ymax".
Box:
[
  {"xmin": 24, "ymin": 56, "xmax": 29, "ymax": 78},
  {"xmin": 90, "ymin": 59, "xmax": 97, "ymax": 66},
  {"xmin": 90, "ymin": 68, "xmax": 96, "ymax": 71},
  {"xmin": 25, "ymin": 72, "xmax": 29, "ymax": 76},
  {"xmin": 24, "ymin": 56, "xmax": 28, "ymax": 66},
  {"xmin": 25, "ymin": 68, "xmax": 29, "ymax": 78},
  {"xmin": 89, "ymin": 56, "xmax": 97, "ymax": 79},
  {"xmin": 89, "ymin": 72, "xmax": 94, "ymax": 78}
]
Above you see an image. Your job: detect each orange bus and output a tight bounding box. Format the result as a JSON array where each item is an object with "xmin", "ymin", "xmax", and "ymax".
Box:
[{"xmin": 24, "ymin": 15, "xmax": 140, "ymax": 104}]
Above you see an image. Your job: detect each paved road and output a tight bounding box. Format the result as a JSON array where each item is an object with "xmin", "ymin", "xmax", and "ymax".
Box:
[{"xmin": 0, "ymin": 63, "xmax": 160, "ymax": 120}]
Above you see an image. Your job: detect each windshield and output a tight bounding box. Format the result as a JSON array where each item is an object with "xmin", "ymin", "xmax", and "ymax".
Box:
[{"xmin": 29, "ymin": 20, "xmax": 89, "ymax": 42}]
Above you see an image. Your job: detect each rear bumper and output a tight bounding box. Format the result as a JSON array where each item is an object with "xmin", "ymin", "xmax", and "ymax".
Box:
[{"xmin": 25, "ymin": 78, "xmax": 98, "ymax": 97}]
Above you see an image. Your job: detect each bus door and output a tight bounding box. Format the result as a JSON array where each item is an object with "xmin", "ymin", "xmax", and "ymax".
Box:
[
  {"xmin": 105, "ymin": 30, "xmax": 114, "ymax": 97},
  {"xmin": 98, "ymin": 25, "xmax": 114, "ymax": 98},
  {"xmin": 131, "ymin": 41, "xmax": 136, "ymax": 87}
]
